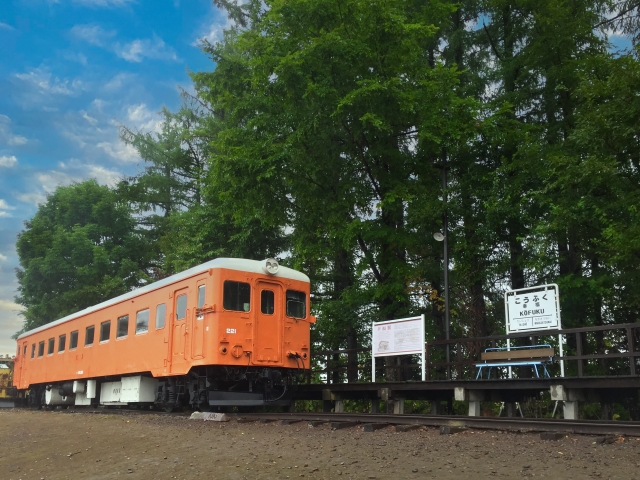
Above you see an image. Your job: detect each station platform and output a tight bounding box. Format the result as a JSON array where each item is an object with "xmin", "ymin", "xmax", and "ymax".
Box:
[{"xmin": 291, "ymin": 376, "xmax": 640, "ymax": 419}]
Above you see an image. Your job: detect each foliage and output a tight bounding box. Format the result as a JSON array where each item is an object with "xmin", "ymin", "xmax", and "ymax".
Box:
[{"xmin": 15, "ymin": 180, "xmax": 152, "ymax": 333}]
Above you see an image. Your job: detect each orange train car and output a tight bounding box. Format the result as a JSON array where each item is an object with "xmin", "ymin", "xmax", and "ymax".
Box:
[{"xmin": 13, "ymin": 258, "xmax": 314, "ymax": 410}]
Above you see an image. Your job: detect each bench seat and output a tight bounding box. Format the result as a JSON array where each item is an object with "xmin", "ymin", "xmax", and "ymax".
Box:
[{"xmin": 475, "ymin": 345, "xmax": 554, "ymax": 379}]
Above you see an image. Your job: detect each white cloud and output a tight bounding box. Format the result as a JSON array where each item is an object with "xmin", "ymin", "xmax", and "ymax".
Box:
[
  {"xmin": 0, "ymin": 22, "xmax": 15, "ymax": 31},
  {"xmin": 70, "ymin": 0, "xmax": 136, "ymax": 7},
  {"xmin": 97, "ymin": 140, "xmax": 140, "ymax": 163},
  {"xmin": 92, "ymin": 98, "xmax": 107, "ymax": 111},
  {"xmin": 0, "ymin": 254, "xmax": 7, "ymax": 262},
  {"xmin": 124, "ymin": 103, "xmax": 162, "ymax": 133},
  {"xmin": 0, "ymin": 199, "xmax": 15, "ymax": 211},
  {"xmin": 63, "ymin": 51, "xmax": 88, "ymax": 65},
  {"xmin": 0, "ymin": 155, "xmax": 17, "ymax": 168},
  {"xmin": 0, "ymin": 199, "xmax": 15, "ymax": 217},
  {"xmin": 0, "ymin": 115, "xmax": 29, "ymax": 146},
  {"xmin": 14, "ymin": 68, "xmax": 83, "ymax": 97},
  {"xmin": 0, "ymin": 299, "xmax": 24, "ymax": 312},
  {"xmin": 103, "ymin": 73, "xmax": 134, "ymax": 91},
  {"xmin": 70, "ymin": 24, "xmax": 117, "ymax": 46},
  {"xmin": 86, "ymin": 164, "xmax": 122, "ymax": 186},
  {"xmin": 115, "ymin": 35, "xmax": 179, "ymax": 63},
  {"xmin": 81, "ymin": 111, "xmax": 98, "ymax": 125},
  {"xmin": 15, "ymin": 192, "xmax": 47, "ymax": 206},
  {"xmin": 193, "ymin": 12, "xmax": 234, "ymax": 46}
]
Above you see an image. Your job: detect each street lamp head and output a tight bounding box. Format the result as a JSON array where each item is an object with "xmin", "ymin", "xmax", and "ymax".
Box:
[{"xmin": 433, "ymin": 232, "xmax": 445, "ymax": 242}]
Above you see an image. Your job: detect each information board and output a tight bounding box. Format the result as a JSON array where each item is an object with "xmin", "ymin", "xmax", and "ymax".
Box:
[{"xmin": 371, "ymin": 315, "xmax": 425, "ymax": 381}]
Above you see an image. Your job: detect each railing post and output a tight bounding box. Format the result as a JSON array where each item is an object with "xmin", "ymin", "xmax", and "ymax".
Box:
[
  {"xmin": 628, "ymin": 327, "xmax": 636, "ymax": 376},
  {"xmin": 457, "ymin": 342, "xmax": 462, "ymax": 378},
  {"xmin": 425, "ymin": 343, "xmax": 430, "ymax": 381},
  {"xmin": 575, "ymin": 332, "xmax": 583, "ymax": 377}
]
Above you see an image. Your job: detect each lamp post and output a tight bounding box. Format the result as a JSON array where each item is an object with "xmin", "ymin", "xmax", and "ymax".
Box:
[{"xmin": 434, "ymin": 148, "xmax": 450, "ymax": 380}]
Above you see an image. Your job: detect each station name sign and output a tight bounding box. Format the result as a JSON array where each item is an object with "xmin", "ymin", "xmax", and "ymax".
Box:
[{"xmin": 505, "ymin": 285, "xmax": 560, "ymax": 333}]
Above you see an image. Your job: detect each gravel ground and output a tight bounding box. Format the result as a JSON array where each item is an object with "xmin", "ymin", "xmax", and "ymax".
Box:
[{"xmin": 1, "ymin": 409, "xmax": 639, "ymax": 479}]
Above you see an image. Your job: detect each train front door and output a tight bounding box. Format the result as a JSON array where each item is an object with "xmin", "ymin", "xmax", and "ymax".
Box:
[
  {"xmin": 169, "ymin": 287, "xmax": 189, "ymax": 372},
  {"xmin": 253, "ymin": 281, "xmax": 283, "ymax": 364}
]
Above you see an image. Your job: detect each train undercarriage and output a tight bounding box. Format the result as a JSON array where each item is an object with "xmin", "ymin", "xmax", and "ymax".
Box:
[{"xmin": 18, "ymin": 366, "xmax": 303, "ymax": 411}]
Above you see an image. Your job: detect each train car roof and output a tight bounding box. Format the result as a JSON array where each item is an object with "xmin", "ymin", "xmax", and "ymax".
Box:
[{"xmin": 17, "ymin": 258, "xmax": 309, "ymax": 340}]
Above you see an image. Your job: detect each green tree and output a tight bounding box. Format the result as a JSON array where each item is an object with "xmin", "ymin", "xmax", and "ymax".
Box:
[
  {"xmin": 15, "ymin": 180, "xmax": 152, "ymax": 333},
  {"xmin": 195, "ymin": 0, "xmax": 478, "ymax": 379}
]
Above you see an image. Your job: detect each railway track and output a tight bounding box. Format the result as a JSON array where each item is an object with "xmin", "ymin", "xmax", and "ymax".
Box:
[
  {"xmin": 18, "ymin": 405, "xmax": 640, "ymax": 437},
  {"xmin": 234, "ymin": 412, "xmax": 640, "ymax": 437}
]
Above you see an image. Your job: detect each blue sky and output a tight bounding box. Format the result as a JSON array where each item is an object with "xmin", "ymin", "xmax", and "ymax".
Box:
[{"xmin": 0, "ymin": 0, "xmax": 229, "ymax": 352}]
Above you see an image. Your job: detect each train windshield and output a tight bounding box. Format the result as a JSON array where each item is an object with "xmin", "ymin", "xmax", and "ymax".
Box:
[
  {"xmin": 223, "ymin": 281, "xmax": 251, "ymax": 312},
  {"xmin": 286, "ymin": 290, "xmax": 306, "ymax": 318}
]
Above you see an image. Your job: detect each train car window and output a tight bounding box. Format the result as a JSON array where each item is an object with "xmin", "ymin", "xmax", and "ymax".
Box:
[
  {"xmin": 176, "ymin": 294, "xmax": 187, "ymax": 320},
  {"xmin": 261, "ymin": 290, "xmax": 275, "ymax": 315},
  {"xmin": 155, "ymin": 303, "xmax": 166, "ymax": 329},
  {"xmin": 31, "ymin": 344, "xmax": 35, "ymax": 359},
  {"xmin": 70, "ymin": 331, "xmax": 78, "ymax": 350},
  {"xmin": 197, "ymin": 285, "xmax": 206, "ymax": 309},
  {"xmin": 136, "ymin": 309, "xmax": 149, "ymax": 334},
  {"xmin": 47, "ymin": 338, "xmax": 54, "ymax": 355},
  {"xmin": 23, "ymin": 345, "xmax": 27, "ymax": 355},
  {"xmin": 117, "ymin": 315, "xmax": 129, "ymax": 339},
  {"xmin": 100, "ymin": 321, "xmax": 111, "ymax": 342},
  {"xmin": 286, "ymin": 290, "xmax": 307, "ymax": 319},
  {"xmin": 223, "ymin": 281, "xmax": 251, "ymax": 312},
  {"xmin": 58, "ymin": 334, "xmax": 66, "ymax": 353},
  {"xmin": 85, "ymin": 326, "xmax": 95, "ymax": 346},
  {"xmin": 38, "ymin": 341, "xmax": 44, "ymax": 357}
]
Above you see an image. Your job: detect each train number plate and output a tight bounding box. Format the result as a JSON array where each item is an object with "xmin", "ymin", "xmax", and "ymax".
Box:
[{"xmin": 226, "ymin": 328, "xmax": 236, "ymax": 334}]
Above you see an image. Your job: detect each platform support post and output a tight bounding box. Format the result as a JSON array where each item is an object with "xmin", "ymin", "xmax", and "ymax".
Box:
[
  {"xmin": 392, "ymin": 398, "xmax": 405, "ymax": 415},
  {"xmin": 334, "ymin": 396, "xmax": 345, "ymax": 413},
  {"xmin": 371, "ymin": 398, "xmax": 380, "ymax": 414},
  {"xmin": 504, "ymin": 402, "xmax": 517, "ymax": 417},
  {"xmin": 564, "ymin": 401, "xmax": 578, "ymax": 420},
  {"xmin": 468, "ymin": 401, "xmax": 481, "ymax": 416},
  {"xmin": 430, "ymin": 401, "xmax": 443, "ymax": 415}
]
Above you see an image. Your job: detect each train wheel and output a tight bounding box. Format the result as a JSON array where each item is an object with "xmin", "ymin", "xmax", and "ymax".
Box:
[{"xmin": 198, "ymin": 390, "xmax": 211, "ymax": 412}]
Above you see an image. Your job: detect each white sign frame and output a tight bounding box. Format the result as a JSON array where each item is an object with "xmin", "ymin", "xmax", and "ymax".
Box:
[
  {"xmin": 371, "ymin": 315, "xmax": 426, "ymax": 382},
  {"xmin": 504, "ymin": 284, "xmax": 564, "ymax": 377}
]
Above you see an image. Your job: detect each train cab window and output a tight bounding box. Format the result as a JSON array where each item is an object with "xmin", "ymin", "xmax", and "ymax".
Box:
[
  {"xmin": 85, "ymin": 326, "xmax": 95, "ymax": 346},
  {"xmin": 261, "ymin": 290, "xmax": 275, "ymax": 315},
  {"xmin": 100, "ymin": 321, "xmax": 111, "ymax": 342},
  {"xmin": 176, "ymin": 294, "xmax": 187, "ymax": 320},
  {"xmin": 69, "ymin": 331, "xmax": 78, "ymax": 350},
  {"xmin": 47, "ymin": 338, "xmax": 54, "ymax": 355},
  {"xmin": 38, "ymin": 341, "xmax": 44, "ymax": 357},
  {"xmin": 136, "ymin": 309, "xmax": 149, "ymax": 334},
  {"xmin": 155, "ymin": 303, "xmax": 166, "ymax": 329},
  {"xmin": 286, "ymin": 290, "xmax": 307, "ymax": 319},
  {"xmin": 197, "ymin": 285, "xmax": 206, "ymax": 309},
  {"xmin": 23, "ymin": 345, "xmax": 27, "ymax": 355},
  {"xmin": 31, "ymin": 344, "xmax": 35, "ymax": 359},
  {"xmin": 58, "ymin": 334, "xmax": 66, "ymax": 353},
  {"xmin": 117, "ymin": 315, "xmax": 129, "ymax": 339},
  {"xmin": 223, "ymin": 281, "xmax": 251, "ymax": 312}
]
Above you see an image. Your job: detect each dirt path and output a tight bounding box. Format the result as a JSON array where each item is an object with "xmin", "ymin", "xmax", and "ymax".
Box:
[{"xmin": 0, "ymin": 409, "xmax": 639, "ymax": 479}]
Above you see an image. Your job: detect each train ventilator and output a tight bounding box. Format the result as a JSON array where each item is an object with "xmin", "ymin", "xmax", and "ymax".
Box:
[{"xmin": 12, "ymin": 258, "xmax": 315, "ymax": 411}]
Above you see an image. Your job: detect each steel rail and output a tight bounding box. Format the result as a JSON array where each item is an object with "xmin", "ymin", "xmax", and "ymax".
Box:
[
  {"xmin": 237, "ymin": 412, "xmax": 640, "ymax": 436},
  {"xmin": 11, "ymin": 406, "xmax": 640, "ymax": 436}
]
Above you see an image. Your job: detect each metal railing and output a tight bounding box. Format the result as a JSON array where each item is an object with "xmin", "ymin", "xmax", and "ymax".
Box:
[{"xmin": 310, "ymin": 322, "xmax": 640, "ymax": 383}]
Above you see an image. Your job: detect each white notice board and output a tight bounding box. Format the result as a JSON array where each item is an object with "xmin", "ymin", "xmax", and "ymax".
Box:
[{"xmin": 371, "ymin": 315, "xmax": 425, "ymax": 381}]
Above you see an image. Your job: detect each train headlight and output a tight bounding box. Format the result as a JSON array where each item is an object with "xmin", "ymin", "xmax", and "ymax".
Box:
[{"xmin": 263, "ymin": 258, "xmax": 279, "ymax": 275}]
